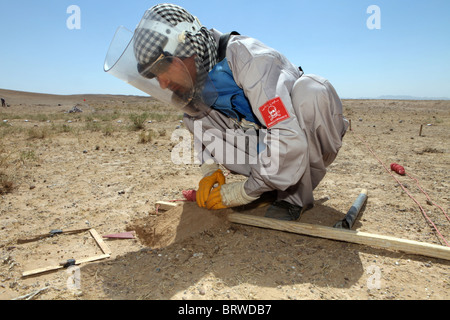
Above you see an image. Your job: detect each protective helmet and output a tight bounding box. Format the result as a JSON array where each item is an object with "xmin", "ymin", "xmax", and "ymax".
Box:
[{"xmin": 104, "ymin": 3, "xmax": 218, "ymax": 117}]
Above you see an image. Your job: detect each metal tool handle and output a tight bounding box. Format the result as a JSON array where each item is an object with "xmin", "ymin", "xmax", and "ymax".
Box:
[{"xmin": 334, "ymin": 189, "xmax": 368, "ymax": 229}]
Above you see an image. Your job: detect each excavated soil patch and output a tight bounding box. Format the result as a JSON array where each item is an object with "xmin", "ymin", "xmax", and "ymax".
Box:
[{"xmin": 129, "ymin": 202, "xmax": 230, "ymax": 248}]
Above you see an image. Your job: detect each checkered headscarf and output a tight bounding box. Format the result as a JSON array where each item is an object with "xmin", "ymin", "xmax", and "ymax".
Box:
[{"xmin": 133, "ymin": 3, "xmax": 218, "ymax": 74}]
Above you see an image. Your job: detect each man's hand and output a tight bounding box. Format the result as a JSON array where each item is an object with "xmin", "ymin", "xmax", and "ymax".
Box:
[
  {"xmin": 205, "ymin": 185, "xmax": 228, "ymax": 210},
  {"xmin": 196, "ymin": 169, "xmax": 225, "ymax": 208},
  {"xmin": 206, "ymin": 181, "xmax": 259, "ymax": 210}
]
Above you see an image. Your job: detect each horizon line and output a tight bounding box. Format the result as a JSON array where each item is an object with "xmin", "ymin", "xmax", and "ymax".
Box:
[{"xmin": 1, "ymin": 88, "xmax": 449, "ymax": 101}]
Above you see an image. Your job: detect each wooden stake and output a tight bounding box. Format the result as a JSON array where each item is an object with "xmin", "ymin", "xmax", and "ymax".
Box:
[
  {"xmin": 22, "ymin": 254, "xmax": 110, "ymax": 277},
  {"xmin": 419, "ymin": 124, "xmax": 423, "ymax": 137},
  {"xmin": 156, "ymin": 201, "xmax": 181, "ymax": 211},
  {"xmin": 90, "ymin": 229, "xmax": 111, "ymax": 255},
  {"xmin": 228, "ymin": 213, "xmax": 450, "ymax": 261}
]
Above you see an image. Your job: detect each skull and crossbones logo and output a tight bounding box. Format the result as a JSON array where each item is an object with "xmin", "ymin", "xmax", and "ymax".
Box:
[{"xmin": 267, "ymin": 105, "xmax": 281, "ymax": 122}]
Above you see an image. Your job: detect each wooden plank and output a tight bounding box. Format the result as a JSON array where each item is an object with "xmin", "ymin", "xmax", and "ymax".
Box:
[
  {"xmin": 156, "ymin": 201, "xmax": 181, "ymax": 211},
  {"xmin": 72, "ymin": 253, "xmax": 111, "ymax": 265},
  {"xmin": 17, "ymin": 227, "xmax": 91, "ymax": 244},
  {"xmin": 89, "ymin": 229, "xmax": 112, "ymax": 255},
  {"xmin": 103, "ymin": 231, "xmax": 135, "ymax": 239},
  {"xmin": 22, "ymin": 254, "xmax": 110, "ymax": 277},
  {"xmin": 228, "ymin": 213, "xmax": 450, "ymax": 261},
  {"xmin": 22, "ymin": 265, "xmax": 64, "ymax": 278}
]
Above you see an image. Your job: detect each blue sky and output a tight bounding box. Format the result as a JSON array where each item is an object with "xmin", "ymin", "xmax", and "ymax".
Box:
[{"xmin": 0, "ymin": 0, "xmax": 449, "ymax": 99}]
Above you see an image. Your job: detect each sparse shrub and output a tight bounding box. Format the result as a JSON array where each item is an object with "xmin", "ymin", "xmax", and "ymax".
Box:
[
  {"xmin": 27, "ymin": 126, "xmax": 49, "ymax": 140},
  {"xmin": 103, "ymin": 124, "xmax": 114, "ymax": 136},
  {"xmin": 85, "ymin": 121, "xmax": 101, "ymax": 132},
  {"xmin": 138, "ymin": 130, "xmax": 156, "ymax": 144},
  {"xmin": 129, "ymin": 112, "xmax": 149, "ymax": 131},
  {"xmin": 35, "ymin": 114, "xmax": 49, "ymax": 122},
  {"xmin": 0, "ymin": 145, "xmax": 15, "ymax": 194},
  {"xmin": 61, "ymin": 124, "xmax": 72, "ymax": 133},
  {"xmin": 20, "ymin": 150, "xmax": 38, "ymax": 164},
  {"xmin": 50, "ymin": 123, "xmax": 73, "ymax": 133},
  {"xmin": 0, "ymin": 171, "xmax": 15, "ymax": 194},
  {"xmin": 158, "ymin": 128, "xmax": 167, "ymax": 137}
]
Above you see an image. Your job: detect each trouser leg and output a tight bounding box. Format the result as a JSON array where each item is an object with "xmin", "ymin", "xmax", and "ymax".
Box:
[{"xmin": 275, "ymin": 74, "xmax": 348, "ymax": 209}]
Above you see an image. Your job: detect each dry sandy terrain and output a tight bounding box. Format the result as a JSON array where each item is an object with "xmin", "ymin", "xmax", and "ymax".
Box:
[{"xmin": 0, "ymin": 88, "xmax": 448, "ymax": 301}]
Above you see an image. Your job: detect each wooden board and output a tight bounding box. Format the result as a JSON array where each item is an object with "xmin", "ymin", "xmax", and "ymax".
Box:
[
  {"xmin": 90, "ymin": 229, "xmax": 112, "ymax": 255},
  {"xmin": 22, "ymin": 254, "xmax": 110, "ymax": 277},
  {"xmin": 228, "ymin": 213, "xmax": 450, "ymax": 261},
  {"xmin": 156, "ymin": 201, "xmax": 181, "ymax": 211}
]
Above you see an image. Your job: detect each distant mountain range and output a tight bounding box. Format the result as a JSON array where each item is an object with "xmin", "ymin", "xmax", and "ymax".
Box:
[
  {"xmin": 1, "ymin": 88, "xmax": 449, "ymax": 102},
  {"xmin": 344, "ymin": 95, "xmax": 450, "ymax": 100}
]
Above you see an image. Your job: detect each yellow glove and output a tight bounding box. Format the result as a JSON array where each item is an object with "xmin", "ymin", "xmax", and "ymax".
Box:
[
  {"xmin": 206, "ymin": 181, "xmax": 260, "ymax": 210},
  {"xmin": 196, "ymin": 169, "xmax": 225, "ymax": 208},
  {"xmin": 205, "ymin": 185, "xmax": 228, "ymax": 210}
]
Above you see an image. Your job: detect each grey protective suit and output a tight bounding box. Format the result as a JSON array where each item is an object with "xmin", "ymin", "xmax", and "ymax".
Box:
[{"xmin": 184, "ymin": 29, "xmax": 348, "ymax": 209}]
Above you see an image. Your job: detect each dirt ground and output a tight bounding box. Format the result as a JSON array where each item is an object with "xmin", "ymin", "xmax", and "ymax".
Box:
[{"xmin": 0, "ymin": 88, "xmax": 448, "ymax": 301}]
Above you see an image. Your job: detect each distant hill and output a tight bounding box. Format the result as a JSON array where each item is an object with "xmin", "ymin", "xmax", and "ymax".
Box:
[
  {"xmin": 377, "ymin": 95, "xmax": 450, "ymax": 100},
  {"xmin": 1, "ymin": 88, "xmax": 449, "ymax": 105},
  {"xmin": 344, "ymin": 95, "xmax": 450, "ymax": 100},
  {"xmin": 0, "ymin": 88, "xmax": 154, "ymax": 106}
]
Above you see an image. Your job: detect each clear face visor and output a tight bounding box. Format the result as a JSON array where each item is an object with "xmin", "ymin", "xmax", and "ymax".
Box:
[{"xmin": 104, "ymin": 21, "xmax": 217, "ymax": 117}]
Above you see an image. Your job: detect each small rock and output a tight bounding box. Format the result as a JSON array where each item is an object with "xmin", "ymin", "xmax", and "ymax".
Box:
[{"xmin": 73, "ymin": 290, "xmax": 83, "ymax": 297}]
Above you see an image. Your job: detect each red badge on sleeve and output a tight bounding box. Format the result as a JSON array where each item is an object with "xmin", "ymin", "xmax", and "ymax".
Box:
[{"xmin": 258, "ymin": 97, "xmax": 290, "ymax": 128}]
